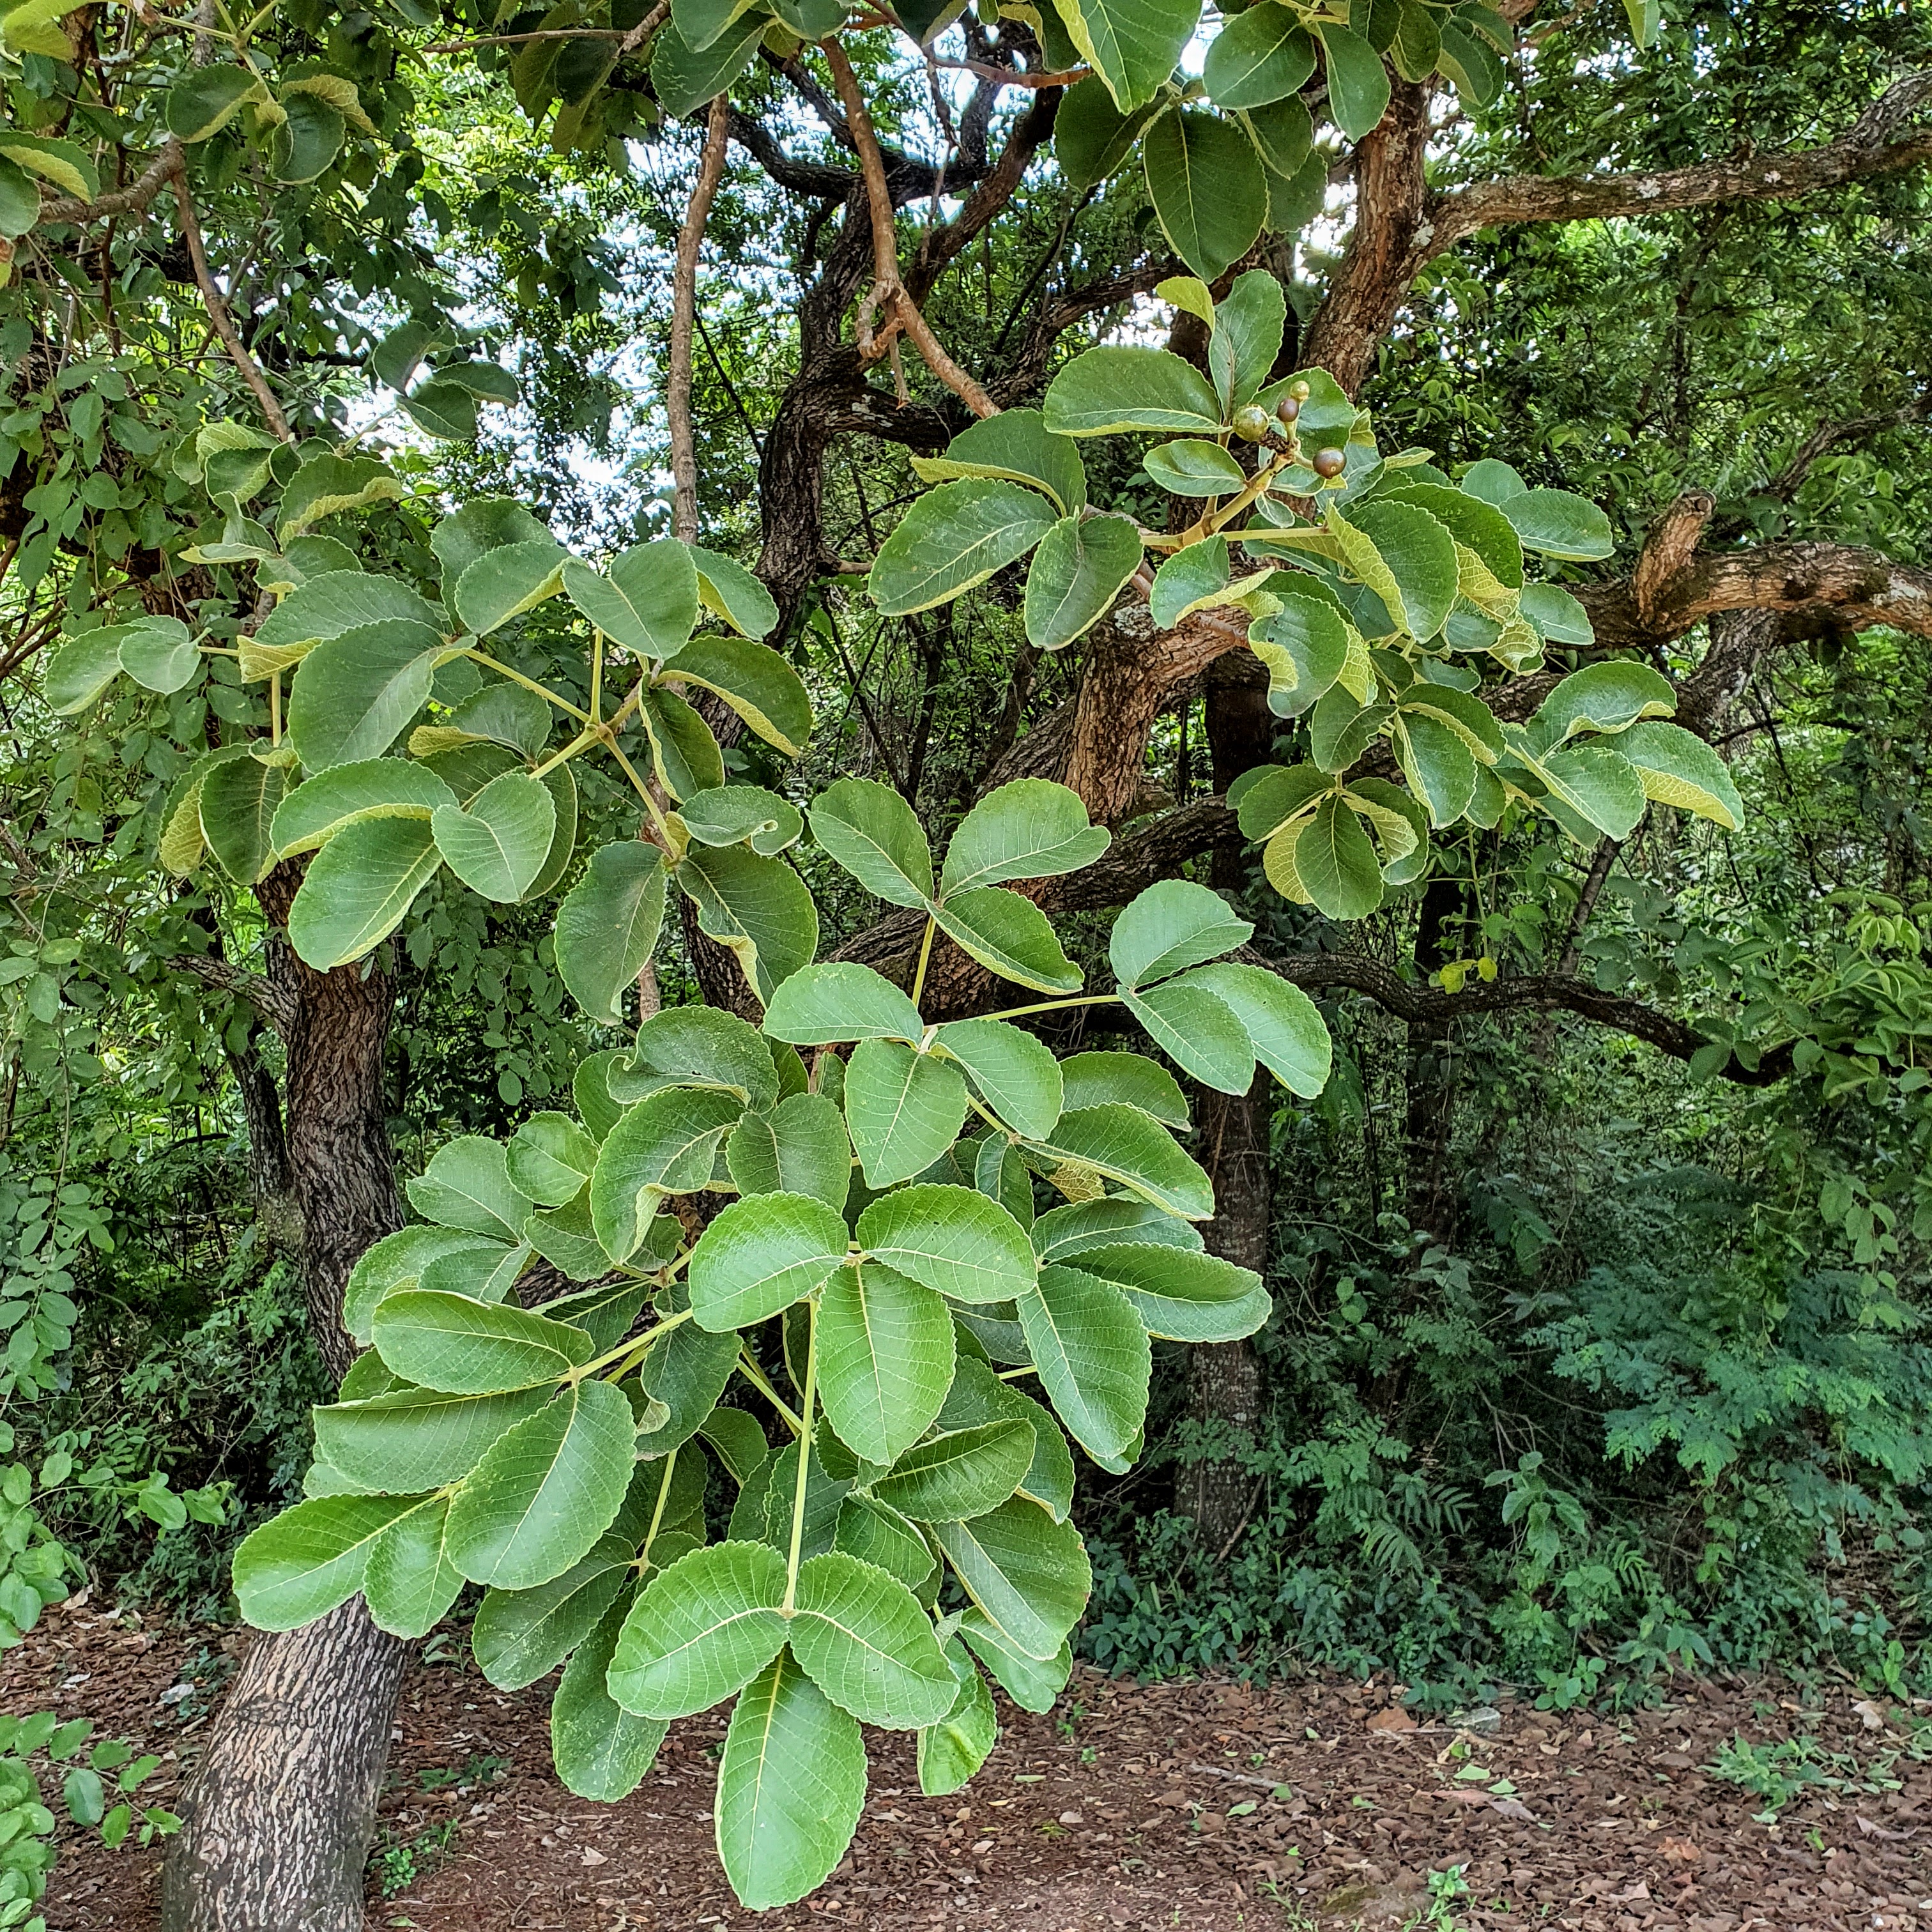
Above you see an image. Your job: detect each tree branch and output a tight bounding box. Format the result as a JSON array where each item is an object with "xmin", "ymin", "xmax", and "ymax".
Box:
[
  {"xmin": 170, "ymin": 954, "xmax": 297, "ymax": 1039},
  {"xmin": 669, "ymin": 97, "xmax": 730, "ymax": 544},
  {"xmin": 169, "ymin": 171, "xmax": 293, "ymax": 441},
  {"xmin": 39, "ymin": 137, "xmax": 183, "ymax": 226}
]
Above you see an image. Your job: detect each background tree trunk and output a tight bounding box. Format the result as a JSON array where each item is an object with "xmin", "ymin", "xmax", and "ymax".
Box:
[{"xmin": 162, "ymin": 867, "xmax": 410, "ymax": 1932}]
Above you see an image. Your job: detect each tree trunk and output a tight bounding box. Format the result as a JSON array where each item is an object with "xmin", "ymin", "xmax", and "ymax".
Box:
[
  {"xmin": 1179, "ymin": 656, "xmax": 1275, "ymax": 1548},
  {"xmin": 162, "ymin": 866, "xmax": 410, "ymax": 1932}
]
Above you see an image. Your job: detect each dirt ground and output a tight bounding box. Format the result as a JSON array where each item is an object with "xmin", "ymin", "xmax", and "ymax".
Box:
[{"xmin": 8, "ymin": 1594, "xmax": 1932, "ymax": 1931}]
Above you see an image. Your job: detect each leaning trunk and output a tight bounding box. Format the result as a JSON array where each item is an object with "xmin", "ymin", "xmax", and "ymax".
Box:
[{"xmin": 162, "ymin": 869, "xmax": 409, "ymax": 1932}]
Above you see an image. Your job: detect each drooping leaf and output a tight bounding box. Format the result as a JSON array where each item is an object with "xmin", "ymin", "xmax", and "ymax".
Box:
[
  {"xmin": 431, "ymin": 769, "xmax": 556, "ymax": 903},
  {"xmin": 1142, "ymin": 107, "xmax": 1268, "ymax": 283},
  {"xmin": 787, "ymin": 1550, "xmax": 958, "ymax": 1728},
  {"xmin": 1122, "ymin": 979, "xmax": 1256, "ymax": 1093},
  {"xmin": 930, "ymin": 1498, "xmax": 1091, "ymax": 1660},
  {"xmin": 932, "ymin": 1020, "xmax": 1062, "ymax": 1141},
  {"xmin": 1023, "ymin": 1104, "xmax": 1214, "ymax": 1220},
  {"xmin": 725, "ymin": 1094, "xmax": 852, "ymax": 1210},
  {"xmin": 868, "ymin": 479, "xmax": 1059, "ymax": 617},
  {"xmin": 843, "ymin": 1039, "xmax": 969, "ymax": 1189},
  {"xmin": 608, "ymin": 1539, "xmax": 789, "ymax": 1718},
  {"xmin": 1071, "ymin": 1241, "xmax": 1269, "ymax": 1342},
  {"xmin": 662, "ymin": 634, "xmax": 813, "ymax": 756},
  {"xmin": 1613, "ymin": 721, "xmax": 1744, "ymax": 831},
  {"xmin": 1178, "ymin": 960, "xmax": 1332, "ymax": 1096},
  {"xmin": 816, "ymin": 1262, "xmax": 954, "ymax": 1466},
  {"xmin": 1018, "ymin": 1264, "xmax": 1151, "ymax": 1468},
  {"xmin": 931, "ymin": 888, "xmax": 1083, "ymax": 995},
  {"xmin": 314, "ymin": 1384, "xmax": 551, "ymax": 1493},
  {"xmin": 1023, "ymin": 512, "xmax": 1144, "ymax": 650},
  {"xmin": 1312, "ymin": 17, "xmax": 1391, "ymax": 137},
  {"xmin": 856, "ymin": 1183, "xmax": 1037, "ymax": 1305},
  {"xmin": 362, "ymin": 1495, "xmax": 466, "ymax": 1639},
  {"xmin": 873, "ymin": 1421, "xmax": 1035, "ymax": 1524},
  {"xmin": 622, "ymin": 1003, "xmax": 779, "ymax": 1110},
  {"xmin": 1056, "ymin": 1051, "xmax": 1189, "ymax": 1128},
  {"xmin": 909, "ymin": 410, "xmax": 1087, "ymax": 516},
  {"xmin": 1047, "ymin": 0, "xmax": 1199, "ymax": 112},
  {"xmin": 551, "ymin": 1589, "xmax": 669, "ymax": 1800},
  {"xmin": 808, "ymin": 777, "xmax": 933, "ymax": 908},
  {"xmin": 197, "ymin": 752, "xmax": 292, "ymax": 885},
  {"xmin": 286, "ymin": 815, "xmax": 443, "ymax": 969},
  {"xmin": 1203, "ymin": 4, "xmax": 1314, "ymax": 109},
  {"xmin": 471, "ymin": 1538, "xmax": 633, "ymax": 1689},
  {"xmin": 1109, "ymin": 878, "xmax": 1254, "ymax": 989},
  {"xmin": 958, "ymin": 1609, "xmax": 1073, "ymax": 1713},
  {"xmin": 1053, "ymin": 77, "xmax": 1160, "ymax": 190},
  {"xmin": 1292, "ymin": 794, "xmax": 1386, "ymax": 919},
  {"xmin": 937, "ymin": 1358, "xmax": 1075, "ymax": 1522},
  {"xmin": 678, "ymin": 783, "xmax": 804, "ymax": 856},
  {"xmin": 676, "ymin": 845, "xmax": 820, "ymax": 1006},
  {"xmin": 688, "ymin": 1191, "xmax": 851, "ymax": 1331},
  {"xmin": 691, "ymin": 546, "xmax": 779, "ymax": 638},
  {"xmin": 555, "ymin": 841, "xmax": 667, "ymax": 1025},
  {"xmin": 232, "ymin": 1494, "xmax": 420, "ymax": 1631}
]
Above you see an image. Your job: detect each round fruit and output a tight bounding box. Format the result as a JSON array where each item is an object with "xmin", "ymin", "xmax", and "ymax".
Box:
[
  {"xmin": 1289, "ymin": 379, "xmax": 1312, "ymax": 401},
  {"xmin": 1312, "ymin": 447, "xmax": 1347, "ymax": 479},
  {"xmin": 1232, "ymin": 404, "xmax": 1273, "ymax": 443},
  {"xmin": 1275, "ymin": 395, "xmax": 1301, "ymax": 424}
]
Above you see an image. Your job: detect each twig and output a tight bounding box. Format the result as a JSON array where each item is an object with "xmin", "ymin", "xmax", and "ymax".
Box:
[
  {"xmin": 932, "ymin": 57, "xmax": 1088, "ymax": 86},
  {"xmin": 1188, "ymin": 1763, "xmax": 1283, "ymax": 1791},
  {"xmin": 40, "ymin": 135, "xmax": 183, "ymax": 227},
  {"xmin": 669, "ymin": 96, "xmax": 731, "ymax": 544},
  {"xmin": 169, "ymin": 171, "xmax": 293, "ymax": 441},
  {"xmin": 820, "ymin": 36, "xmax": 999, "ymax": 420}
]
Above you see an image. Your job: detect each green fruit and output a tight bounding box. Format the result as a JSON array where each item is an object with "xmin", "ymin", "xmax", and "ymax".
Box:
[
  {"xmin": 1288, "ymin": 379, "xmax": 1312, "ymax": 401},
  {"xmin": 1231, "ymin": 405, "xmax": 1273, "ymax": 443}
]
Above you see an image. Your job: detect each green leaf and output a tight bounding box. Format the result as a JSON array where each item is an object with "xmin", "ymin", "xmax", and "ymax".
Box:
[
  {"xmin": 555, "ymin": 842, "xmax": 666, "ymax": 1025},
  {"xmin": 856, "ymin": 1183, "xmax": 1036, "ymax": 1305},
  {"xmin": 701, "ymin": 1411, "xmax": 772, "ymax": 1488},
  {"xmin": 272, "ymin": 93, "xmax": 346, "ymax": 184},
  {"xmin": 788, "ymin": 1550, "xmax": 957, "ymax": 1728},
  {"xmin": 726, "ymin": 1094, "xmax": 852, "ymax": 1211},
  {"xmin": 0, "ymin": 156, "xmax": 39, "ymax": 240},
  {"xmin": 118, "ymin": 620, "xmax": 200, "ymax": 694},
  {"xmin": 1122, "ymin": 981, "xmax": 1255, "ymax": 1094},
  {"xmin": 1019, "ymin": 1264, "xmax": 1149, "ymax": 1468},
  {"xmin": 932, "ymin": 1020, "xmax": 1062, "ymax": 1141},
  {"xmin": 650, "ymin": 12, "xmax": 765, "ymax": 117},
  {"xmin": 622, "ymin": 1003, "xmax": 779, "ymax": 1110},
  {"xmin": 675, "ymin": 846, "xmax": 820, "ymax": 1007},
  {"xmin": 730, "ymin": 1436, "xmax": 850, "ymax": 1556},
  {"xmin": 1535, "ymin": 742, "xmax": 1648, "ymax": 839},
  {"xmin": 932, "ymin": 887, "xmax": 1082, "ymax": 995},
  {"xmin": 471, "ymin": 1538, "xmax": 632, "ymax": 1689},
  {"xmin": 1613, "ymin": 721, "xmax": 1744, "ymax": 831},
  {"xmin": 1312, "ymin": 17, "xmax": 1390, "ymax": 137},
  {"xmin": 1023, "ymin": 512, "xmax": 1143, "ymax": 650},
  {"xmin": 638, "ymin": 683, "xmax": 726, "ymax": 800},
  {"xmin": 431, "ymin": 769, "xmax": 556, "ymax": 903},
  {"xmin": 198, "ymin": 753, "xmax": 291, "ymax": 885},
  {"xmin": 551, "ymin": 1589, "xmax": 668, "ymax": 1800},
  {"xmin": 1070, "ymin": 1241, "xmax": 1268, "ymax": 1341},
  {"xmin": 868, "ymin": 479, "xmax": 1059, "ymax": 618},
  {"xmin": 1377, "ymin": 482, "xmax": 1524, "ymax": 588},
  {"xmin": 505, "ymin": 1112, "xmax": 599, "ymax": 1208},
  {"xmin": 873, "ymin": 1421, "xmax": 1035, "ymax": 1523},
  {"xmin": 834, "ymin": 1493, "xmax": 933, "ymax": 1589},
  {"xmin": 0, "ymin": 131, "xmax": 96, "ymax": 200},
  {"xmin": 1210, "ymin": 269, "xmax": 1289, "ymax": 411},
  {"xmin": 1144, "ymin": 438, "xmax": 1248, "ymax": 498},
  {"xmin": 1252, "ymin": 589, "xmax": 1352, "ymax": 717},
  {"xmin": 762, "ymin": 961, "xmax": 924, "ymax": 1044},
  {"xmin": 270, "ymin": 759, "xmax": 455, "ymax": 857},
  {"xmin": 286, "ymin": 815, "xmax": 443, "ymax": 969},
  {"xmin": 816, "ymin": 1262, "xmax": 954, "ymax": 1466},
  {"xmin": 942, "ymin": 780, "xmax": 1108, "ymax": 897},
  {"xmin": 808, "ymin": 778, "xmax": 933, "ymax": 907},
  {"xmin": 256, "ymin": 573, "xmax": 445, "ymax": 663},
  {"xmin": 1203, "ymin": 4, "xmax": 1314, "ymax": 108},
  {"xmin": 1023, "ymin": 1104, "xmax": 1214, "ymax": 1220},
  {"xmin": 287, "ymin": 620, "xmax": 445, "ymax": 770},
  {"xmin": 1142, "ymin": 108, "xmax": 1267, "ymax": 283},
  {"xmin": 715, "ymin": 1650, "xmax": 867, "ymax": 1912},
  {"xmin": 633, "ymin": 1324, "xmax": 741, "ymax": 1460},
  {"xmin": 1498, "ymin": 487, "xmax": 1614, "ymax": 561},
  {"xmin": 1053, "ymin": 77, "xmax": 1160, "ymax": 190},
  {"xmin": 671, "ymin": 0, "xmax": 763, "ymax": 52},
  {"xmin": 590, "ymin": 1087, "xmax": 743, "ymax": 1262},
  {"xmin": 344, "ymin": 1225, "xmax": 511, "ymax": 1341},
  {"xmin": 662, "ymin": 634, "xmax": 813, "ymax": 756},
  {"xmin": 1032, "ymin": 1195, "xmax": 1203, "ymax": 1262},
  {"xmin": 1057, "ymin": 1050, "xmax": 1189, "ymax": 1127},
  {"xmin": 371, "ymin": 1290, "xmax": 590, "ymax": 1394},
  {"xmin": 42, "ymin": 631, "xmax": 124, "ymax": 714},
  {"xmin": 434, "ymin": 679, "xmax": 553, "ymax": 760},
  {"xmin": 1307, "ymin": 687, "xmax": 1391, "ymax": 774},
  {"xmin": 1043, "ymin": 346, "xmax": 1223, "ymax": 438},
  {"xmin": 958, "ymin": 1609, "xmax": 1073, "ymax": 1713},
  {"xmin": 608, "ymin": 1539, "xmax": 788, "ymax": 1718},
  {"xmin": 1179, "ymin": 960, "xmax": 1331, "ymax": 1095},
  {"xmin": 362, "ymin": 1495, "xmax": 465, "ymax": 1639},
  {"xmin": 678, "ymin": 783, "xmax": 804, "ymax": 855},
  {"xmin": 452, "ymin": 539, "xmax": 567, "ymax": 636},
  {"xmin": 408, "ymin": 1134, "xmax": 531, "ymax": 1240},
  {"xmin": 1529, "ymin": 661, "xmax": 1675, "ymax": 746},
  {"xmin": 277, "ymin": 454, "xmax": 408, "ymax": 539},
  {"xmin": 1257, "ymin": 132, "xmax": 1328, "ymax": 233},
  {"xmin": 1521, "ymin": 581, "xmax": 1593, "ymax": 646},
  {"xmin": 1046, "ymin": 0, "xmax": 1199, "ymax": 112},
  {"xmin": 930, "ymin": 1498, "xmax": 1091, "ymax": 1660},
  {"xmin": 937, "ymin": 1358, "xmax": 1073, "ymax": 1521},
  {"xmin": 843, "ymin": 1039, "xmax": 969, "ymax": 1188},
  {"xmin": 233, "ymin": 1494, "xmax": 418, "ymax": 1631},
  {"xmin": 1333, "ymin": 500, "xmax": 1459, "ymax": 641},
  {"xmin": 910, "ymin": 410, "xmax": 1087, "ymax": 516},
  {"xmin": 433, "ymin": 499, "xmax": 553, "ymax": 586},
  {"xmin": 1147, "ymin": 535, "xmax": 1230, "ymax": 629},
  {"xmin": 445, "ymin": 1378, "xmax": 635, "ymax": 1589},
  {"xmin": 1109, "ymin": 878, "xmax": 1253, "ymax": 988},
  {"xmin": 314, "ymin": 1384, "xmax": 551, "ymax": 1493},
  {"xmin": 1292, "ymin": 795, "xmax": 1385, "ymax": 919},
  {"xmin": 688, "ymin": 1191, "xmax": 851, "ymax": 1331},
  {"xmin": 1395, "ymin": 710, "xmax": 1476, "ymax": 825},
  {"xmin": 692, "ymin": 546, "xmax": 779, "ymax": 638}
]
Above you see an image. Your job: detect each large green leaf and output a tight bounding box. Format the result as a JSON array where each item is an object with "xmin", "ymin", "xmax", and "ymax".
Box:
[
  {"xmin": 622, "ymin": 1004, "xmax": 779, "ymax": 1110},
  {"xmin": 43, "ymin": 629, "xmax": 129, "ymax": 714},
  {"xmin": 1071, "ymin": 1241, "xmax": 1268, "ymax": 1341},
  {"xmin": 451, "ymin": 538, "xmax": 567, "ymax": 635},
  {"xmin": 371, "ymin": 1289, "xmax": 590, "ymax": 1394},
  {"xmin": 692, "ymin": 546, "xmax": 779, "ymax": 640},
  {"xmin": 910, "ymin": 410, "xmax": 1087, "ymax": 516},
  {"xmin": 1047, "ymin": 0, "xmax": 1199, "ymax": 112},
  {"xmin": 1056, "ymin": 1050, "xmax": 1189, "ymax": 1128},
  {"xmin": 344, "ymin": 1225, "xmax": 509, "ymax": 1341},
  {"xmin": 1054, "ymin": 77, "xmax": 1160, "ymax": 190},
  {"xmin": 607, "ymin": 1539, "xmax": 788, "ymax": 1718},
  {"xmin": 165, "ymin": 63, "xmax": 267, "ymax": 139},
  {"xmin": 688, "ymin": 1191, "xmax": 851, "ymax": 1331},
  {"xmin": 931, "ymin": 887, "xmax": 1082, "ymax": 995},
  {"xmin": 1292, "ymin": 794, "xmax": 1386, "ymax": 918},
  {"xmin": 726, "ymin": 1094, "xmax": 852, "ymax": 1209},
  {"xmin": 931, "ymin": 1020, "xmax": 1062, "ymax": 1141},
  {"xmin": 118, "ymin": 619, "xmax": 200, "ymax": 694},
  {"xmin": 1252, "ymin": 589, "xmax": 1352, "ymax": 717},
  {"xmin": 407, "ymin": 1135, "xmax": 531, "ymax": 1241},
  {"xmin": 816, "ymin": 1262, "xmax": 954, "ymax": 1465},
  {"xmin": 843, "ymin": 1039, "xmax": 969, "ymax": 1189},
  {"xmin": 931, "ymin": 1498, "xmax": 1091, "ymax": 1660},
  {"xmin": 1613, "ymin": 721, "xmax": 1744, "ymax": 831},
  {"xmin": 431, "ymin": 769, "xmax": 555, "ymax": 903},
  {"xmin": 1019, "ymin": 1265, "xmax": 1150, "ymax": 1468},
  {"xmin": 1022, "ymin": 512, "xmax": 1143, "ymax": 650},
  {"xmin": 1499, "ymin": 487, "xmax": 1615, "ymax": 561},
  {"xmin": 1535, "ymin": 742, "xmax": 1649, "ymax": 838},
  {"xmin": 286, "ymin": 815, "xmax": 443, "ymax": 969},
  {"xmin": 314, "ymin": 1384, "xmax": 551, "ymax": 1493},
  {"xmin": 1023, "ymin": 1104, "xmax": 1214, "ymax": 1220},
  {"xmin": 1144, "ymin": 437, "xmax": 1248, "ymax": 498},
  {"xmin": 661, "ymin": 635, "xmax": 812, "ymax": 756},
  {"xmin": 271, "ymin": 759, "xmax": 456, "ymax": 857},
  {"xmin": 445, "ymin": 1377, "xmax": 635, "ymax": 1589},
  {"xmin": 278, "ymin": 454, "xmax": 408, "ymax": 539},
  {"xmin": 362, "ymin": 1495, "xmax": 466, "ymax": 1639},
  {"xmin": 551, "ymin": 1589, "xmax": 668, "ymax": 1800},
  {"xmin": 715, "ymin": 1650, "xmax": 868, "ymax": 1912},
  {"xmin": 287, "ymin": 621, "xmax": 445, "ymax": 769},
  {"xmin": 232, "ymin": 1494, "xmax": 420, "ymax": 1631},
  {"xmin": 638, "ymin": 682, "xmax": 726, "ymax": 801},
  {"xmin": 868, "ymin": 479, "xmax": 1058, "ymax": 618},
  {"xmin": 1334, "ymin": 500, "xmax": 1460, "ymax": 641},
  {"xmin": 471, "ymin": 1537, "xmax": 632, "ymax": 1689},
  {"xmin": 957, "ymin": 1609, "xmax": 1073, "ymax": 1712},
  {"xmin": 940, "ymin": 779, "xmax": 1110, "ymax": 898},
  {"xmin": 675, "ymin": 845, "xmax": 820, "ymax": 1006},
  {"xmin": 918, "ymin": 1641, "xmax": 998, "ymax": 1797},
  {"xmin": 1142, "ymin": 108, "xmax": 1267, "ymax": 283},
  {"xmin": 788, "ymin": 1551, "xmax": 957, "ymax": 1728},
  {"xmin": 1179, "ymin": 960, "xmax": 1331, "ymax": 1095},
  {"xmin": 632, "ymin": 1322, "xmax": 741, "ymax": 1460},
  {"xmin": 505, "ymin": 1112, "xmax": 599, "ymax": 1208},
  {"xmin": 1122, "ymin": 980, "xmax": 1255, "ymax": 1094},
  {"xmin": 1108, "ymin": 878, "xmax": 1253, "ymax": 989},
  {"xmin": 650, "ymin": 11, "xmax": 765, "ymax": 117},
  {"xmin": 561, "ymin": 537, "xmax": 699, "ymax": 658},
  {"xmin": 834, "ymin": 1493, "xmax": 933, "ymax": 1589},
  {"xmin": 937, "ymin": 1358, "xmax": 1074, "ymax": 1521},
  {"xmin": 199, "ymin": 753, "xmax": 292, "ymax": 885},
  {"xmin": 1312, "ymin": 17, "xmax": 1390, "ymax": 136},
  {"xmin": 762, "ymin": 961, "xmax": 924, "ymax": 1044},
  {"xmin": 1203, "ymin": 3, "xmax": 1314, "ymax": 107},
  {"xmin": 431, "ymin": 500, "xmax": 551, "ymax": 585},
  {"xmin": 808, "ymin": 778, "xmax": 933, "ymax": 907},
  {"xmin": 1043, "ymin": 346, "xmax": 1223, "ymax": 438},
  {"xmin": 590, "ymin": 1087, "xmax": 742, "ymax": 1262},
  {"xmin": 873, "ymin": 1421, "xmax": 1035, "ymax": 1523},
  {"xmin": 677, "ymin": 783, "xmax": 802, "ymax": 857},
  {"xmin": 856, "ymin": 1183, "xmax": 1037, "ymax": 1305},
  {"xmin": 554, "ymin": 841, "xmax": 666, "ymax": 1025},
  {"xmin": 1032, "ymin": 1195, "xmax": 1202, "ymax": 1262},
  {"xmin": 1378, "ymin": 482, "xmax": 1524, "ymax": 588},
  {"xmin": 1529, "ymin": 661, "xmax": 1676, "ymax": 746}
]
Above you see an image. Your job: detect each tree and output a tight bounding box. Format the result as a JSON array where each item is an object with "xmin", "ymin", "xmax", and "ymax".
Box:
[{"xmin": 3, "ymin": 0, "xmax": 1929, "ymax": 1917}]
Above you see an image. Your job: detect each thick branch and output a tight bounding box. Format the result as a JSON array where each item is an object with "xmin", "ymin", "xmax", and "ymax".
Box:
[
  {"xmin": 40, "ymin": 137, "xmax": 183, "ymax": 226},
  {"xmin": 170, "ymin": 953, "xmax": 297, "ymax": 1038}
]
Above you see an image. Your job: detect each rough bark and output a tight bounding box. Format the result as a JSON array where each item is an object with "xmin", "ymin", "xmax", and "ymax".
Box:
[{"xmin": 162, "ymin": 863, "xmax": 410, "ymax": 1932}]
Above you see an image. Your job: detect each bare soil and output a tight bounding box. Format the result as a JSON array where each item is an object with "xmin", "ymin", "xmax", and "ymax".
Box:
[{"xmin": 8, "ymin": 1594, "xmax": 1931, "ymax": 1931}]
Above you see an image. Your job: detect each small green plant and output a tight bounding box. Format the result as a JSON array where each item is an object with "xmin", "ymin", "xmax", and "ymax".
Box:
[
  {"xmin": 1407, "ymin": 1862, "xmax": 1469, "ymax": 1929},
  {"xmin": 372, "ymin": 1820, "xmax": 459, "ymax": 1899},
  {"xmin": 1706, "ymin": 1735, "xmax": 1827, "ymax": 1817}
]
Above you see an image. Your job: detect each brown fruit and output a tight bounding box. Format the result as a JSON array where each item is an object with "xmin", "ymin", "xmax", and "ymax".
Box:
[
  {"xmin": 1275, "ymin": 395, "xmax": 1301, "ymax": 424},
  {"xmin": 1231, "ymin": 404, "xmax": 1273, "ymax": 443},
  {"xmin": 1312, "ymin": 447, "xmax": 1347, "ymax": 479}
]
